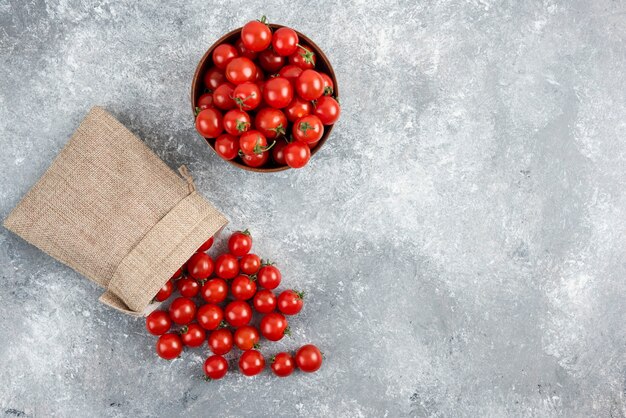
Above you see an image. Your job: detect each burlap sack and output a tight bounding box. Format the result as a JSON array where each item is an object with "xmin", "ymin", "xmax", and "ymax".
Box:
[{"xmin": 3, "ymin": 107, "xmax": 228, "ymax": 315}]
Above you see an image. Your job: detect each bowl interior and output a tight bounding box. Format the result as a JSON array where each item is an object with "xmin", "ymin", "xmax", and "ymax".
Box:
[{"xmin": 191, "ymin": 24, "xmax": 338, "ymax": 172}]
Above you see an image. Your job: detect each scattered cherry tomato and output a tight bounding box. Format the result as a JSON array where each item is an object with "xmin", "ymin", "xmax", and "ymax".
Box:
[
  {"xmin": 241, "ymin": 17, "xmax": 272, "ymax": 52},
  {"xmin": 239, "ymin": 349, "xmax": 265, "ymax": 376},
  {"xmin": 169, "ymin": 297, "xmax": 197, "ymax": 325},
  {"xmin": 314, "ymin": 96, "xmax": 340, "ymax": 125},
  {"xmin": 240, "ymin": 130, "xmax": 270, "ymax": 156},
  {"xmin": 146, "ymin": 310, "xmax": 172, "ymax": 336},
  {"xmin": 204, "ymin": 355, "xmax": 228, "ymax": 380},
  {"xmin": 242, "ymin": 151, "xmax": 270, "ymax": 168},
  {"xmin": 271, "ymin": 138, "xmax": 289, "ymax": 165},
  {"xmin": 292, "ymin": 115, "xmax": 324, "ymax": 144},
  {"xmin": 155, "ymin": 280, "xmax": 174, "ymax": 302},
  {"xmin": 201, "ymin": 278, "xmax": 229, "ymax": 304},
  {"xmin": 224, "ymin": 300, "xmax": 252, "ymax": 327},
  {"xmin": 180, "ymin": 323, "xmax": 206, "ymax": 347},
  {"xmin": 223, "ymin": 109, "xmax": 251, "ymax": 135},
  {"xmin": 295, "ymin": 344, "xmax": 322, "ymax": 372},
  {"xmin": 271, "ymin": 352, "xmax": 295, "ymax": 377},
  {"xmin": 197, "ymin": 93, "xmax": 214, "ymax": 110},
  {"xmin": 232, "ymin": 82, "xmax": 262, "ymax": 111},
  {"xmin": 234, "ymin": 325, "xmax": 261, "ymax": 350},
  {"xmin": 195, "ymin": 108, "xmax": 223, "ymax": 138},
  {"xmin": 212, "ymin": 43, "xmax": 239, "ymax": 70},
  {"xmin": 260, "ymin": 312, "xmax": 289, "ymax": 341},
  {"xmin": 289, "ymin": 45, "xmax": 316, "ymax": 69},
  {"xmin": 228, "ymin": 230, "xmax": 252, "ymax": 256},
  {"xmin": 215, "ymin": 254, "xmax": 240, "ymax": 279},
  {"xmin": 177, "ymin": 277, "xmax": 200, "ymax": 298},
  {"xmin": 253, "ymin": 289, "xmax": 277, "ymax": 314},
  {"xmin": 235, "ymin": 37, "xmax": 258, "ymax": 60},
  {"xmin": 197, "ymin": 236, "xmax": 214, "ymax": 252},
  {"xmin": 196, "ymin": 304, "xmax": 224, "ymax": 330},
  {"xmin": 215, "ymin": 134, "xmax": 239, "ymax": 160},
  {"xmin": 213, "ymin": 82, "xmax": 237, "ymax": 110},
  {"xmin": 254, "ymin": 108, "xmax": 287, "ymax": 139},
  {"xmin": 204, "ymin": 67, "xmax": 226, "ymax": 90},
  {"xmin": 225, "ymin": 57, "xmax": 257, "ymax": 85},
  {"xmin": 187, "ymin": 252, "xmax": 214, "ymax": 279},
  {"xmin": 284, "ymin": 96, "xmax": 312, "ymax": 122},
  {"xmin": 239, "ymin": 253, "xmax": 261, "ymax": 275},
  {"xmin": 258, "ymin": 48, "xmax": 285, "ymax": 73},
  {"xmin": 156, "ymin": 333, "xmax": 183, "ymax": 360},
  {"xmin": 231, "ymin": 275, "xmax": 257, "ymax": 300},
  {"xmin": 208, "ymin": 328, "xmax": 234, "ymax": 355},
  {"xmin": 277, "ymin": 290, "xmax": 304, "ymax": 315},
  {"xmin": 263, "ymin": 77, "xmax": 293, "ymax": 109},
  {"xmin": 295, "ymin": 69, "xmax": 324, "ymax": 101},
  {"xmin": 257, "ymin": 264, "xmax": 282, "ymax": 289},
  {"xmin": 272, "ymin": 27, "xmax": 299, "ymax": 56},
  {"xmin": 284, "ymin": 141, "xmax": 311, "ymax": 168}
]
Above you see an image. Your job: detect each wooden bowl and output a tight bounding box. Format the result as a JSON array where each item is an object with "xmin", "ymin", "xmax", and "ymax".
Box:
[{"xmin": 191, "ymin": 24, "xmax": 338, "ymax": 172}]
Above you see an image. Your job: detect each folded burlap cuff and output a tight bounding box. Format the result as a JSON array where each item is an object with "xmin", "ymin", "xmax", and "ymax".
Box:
[{"xmin": 3, "ymin": 107, "xmax": 228, "ymax": 315}]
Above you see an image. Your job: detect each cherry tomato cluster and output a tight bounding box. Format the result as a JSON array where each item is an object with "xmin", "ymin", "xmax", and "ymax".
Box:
[
  {"xmin": 146, "ymin": 230, "xmax": 323, "ymax": 379},
  {"xmin": 194, "ymin": 16, "xmax": 341, "ymax": 169}
]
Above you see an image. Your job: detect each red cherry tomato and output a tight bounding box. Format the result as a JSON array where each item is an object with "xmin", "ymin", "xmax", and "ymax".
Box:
[
  {"xmin": 187, "ymin": 252, "xmax": 214, "ymax": 279},
  {"xmin": 208, "ymin": 328, "xmax": 234, "ymax": 355},
  {"xmin": 284, "ymin": 141, "xmax": 311, "ymax": 168},
  {"xmin": 171, "ymin": 266, "xmax": 184, "ymax": 280},
  {"xmin": 271, "ymin": 139, "xmax": 288, "ymax": 165},
  {"xmin": 258, "ymin": 49, "xmax": 285, "ymax": 73},
  {"xmin": 196, "ymin": 304, "xmax": 224, "ymax": 330},
  {"xmin": 255, "ymin": 108, "xmax": 287, "ymax": 139},
  {"xmin": 224, "ymin": 300, "xmax": 252, "ymax": 327},
  {"xmin": 239, "ymin": 349, "xmax": 265, "ymax": 376},
  {"xmin": 228, "ymin": 230, "xmax": 252, "ymax": 256},
  {"xmin": 272, "ymin": 27, "xmax": 299, "ymax": 56},
  {"xmin": 156, "ymin": 333, "xmax": 183, "ymax": 360},
  {"xmin": 295, "ymin": 69, "xmax": 324, "ymax": 101},
  {"xmin": 255, "ymin": 65, "xmax": 265, "ymax": 84},
  {"xmin": 253, "ymin": 289, "xmax": 277, "ymax": 314},
  {"xmin": 215, "ymin": 254, "xmax": 240, "ymax": 279},
  {"xmin": 242, "ymin": 151, "xmax": 269, "ymax": 168},
  {"xmin": 215, "ymin": 134, "xmax": 239, "ymax": 160},
  {"xmin": 320, "ymin": 73, "xmax": 334, "ymax": 95},
  {"xmin": 201, "ymin": 278, "xmax": 229, "ymax": 304},
  {"xmin": 225, "ymin": 57, "xmax": 257, "ymax": 85},
  {"xmin": 213, "ymin": 83, "xmax": 236, "ymax": 110},
  {"xmin": 271, "ymin": 352, "xmax": 295, "ymax": 377},
  {"xmin": 284, "ymin": 96, "xmax": 312, "ymax": 122},
  {"xmin": 197, "ymin": 93, "xmax": 214, "ymax": 110},
  {"xmin": 257, "ymin": 264, "xmax": 282, "ymax": 289},
  {"xmin": 204, "ymin": 67, "xmax": 226, "ymax": 90},
  {"xmin": 241, "ymin": 18, "xmax": 272, "ymax": 52},
  {"xmin": 198, "ymin": 236, "xmax": 214, "ymax": 252},
  {"xmin": 234, "ymin": 325, "xmax": 260, "ymax": 350},
  {"xmin": 240, "ymin": 130, "xmax": 271, "ymax": 156},
  {"xmin": 277, "ymin": 290, "xmax": 304, "ymax": 315},
  {"xmin": 232, "ymin": 82, "xmax": 262, "ymax": 111},
  {"xmin": 240, "ymin": 253, "xmax": 261, "ymax": 275},
  {"xmin": 204, "ymin": 355, "xmax": 228, "ymax": 380},
  {"xmin": 289, "ymin": 46, "xmax": 316, "ymax": 70},
  {"xmin": 295, "ymin": 344, "xmax": 323, "ymax": 372},
  {"xmin": 195, "ymin": 108, "xmax": 223, "ymax": 138},
  {"xmin": 260, "ymin": 312, "xmax": 289, "ymax": 341},
  {"xmin": 212, "ymin": 43, "xmax": 239, "ymax": 70},
  {"xmin": 146, "ymin": 310, "xmax": 172, "ymax": 335},
  {"xmin": 279, "ymin": 64, "xmax": 303, "ymax": 87},
  {"xmin": 169, "ymin": 297, "xmax": 197, "ymax": 325},
  {"xmin": 235, "ymin": 38, "xmax": 258, "ymax": 60},
  {"xmin": 180, "ymin": 323, "xmax": 206, "ymax": 347},
  {"xmin": 293, "ymin": 115, "xmax": 324, "ymax": 144},
  {"xmin": 177, "ymin": 277, "xmax": 200, "ymax": 298},
  {"xmin": 155, "ymin": 280, "xmax": 174, "ymax": 302},
  {"xmin": 223, "ymin": 109, "xmax": 251, "ymax": 136},
  {"xmin": 263, "ymin": 77, "xmax": 293, "ymax": 109},
  {"xmin": 314, "ymin": 96, "xmax": 341, "ymax": 125},
  {"xmin": 231, "ymin": 275, "xmax": 257, "ymax": 301}
]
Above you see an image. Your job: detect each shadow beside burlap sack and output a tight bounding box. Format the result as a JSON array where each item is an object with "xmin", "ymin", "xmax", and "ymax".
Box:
[{"xmin": 3, "ymin": 107, "xmax": 228, "ymax": 315}]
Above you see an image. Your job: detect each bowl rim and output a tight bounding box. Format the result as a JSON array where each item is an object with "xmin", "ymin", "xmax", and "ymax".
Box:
[{"xmin": 191, "ymin": 23, "xmax": 338, "ymax": 173}]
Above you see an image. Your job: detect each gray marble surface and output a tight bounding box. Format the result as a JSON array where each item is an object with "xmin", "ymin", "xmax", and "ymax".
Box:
[{"xmin": 1, "ymin": 1, "xmax": 625, "ymax": 417}]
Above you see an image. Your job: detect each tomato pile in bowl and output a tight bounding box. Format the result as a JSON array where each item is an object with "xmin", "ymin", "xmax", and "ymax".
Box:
[{"xmin": 191, "ymin": 17, "xmax": 341, "ymax": 172}]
